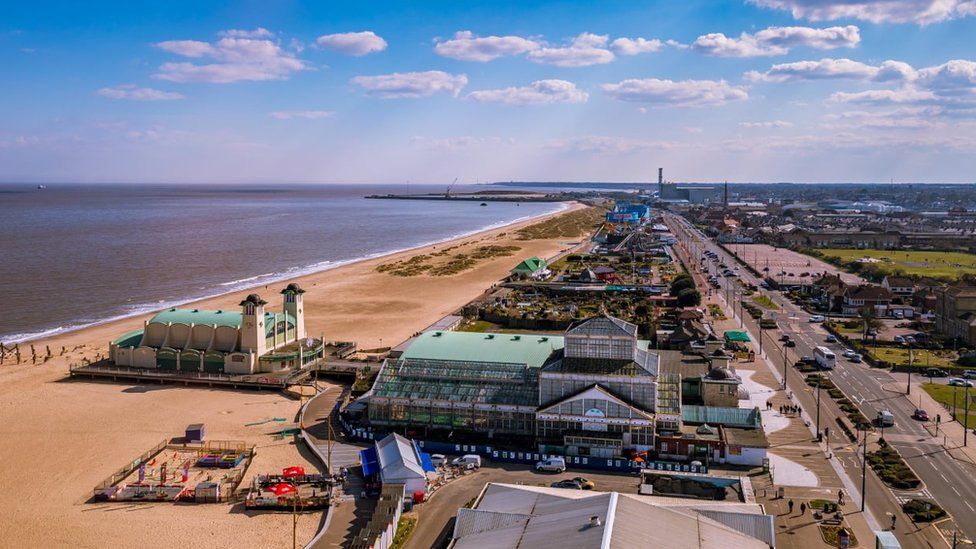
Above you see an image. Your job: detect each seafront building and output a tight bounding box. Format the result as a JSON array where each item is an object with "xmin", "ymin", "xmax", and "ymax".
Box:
[
  {"xmin": 365, "ymin": 314, "xmax": 768, "ymax": 464},
  {"xmin": 109, "ymin": 283, "xmax": 324, "ymax": 375}
]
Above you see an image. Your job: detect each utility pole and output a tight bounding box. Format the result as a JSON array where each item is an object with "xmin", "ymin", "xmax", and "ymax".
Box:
[
  {"xmin": 816, "ymin": 376, "xmax": 822, "ymax": 439},
  {"xmin": 783, "ymin": 345, "xmax": 789, "ymax": 391},
  {"xmin": 861, "ymin": 428, "xmax": 868, "ymax": 512},
  {"xmin": 907, "ymin": 343, "xmax": 912, "ymax": 396},
  {"xmin": 966, "ymin": 384, "xmax": 971, "ymax": 447}
]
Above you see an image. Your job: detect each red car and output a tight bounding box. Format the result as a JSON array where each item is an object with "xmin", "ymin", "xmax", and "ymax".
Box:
[{"xmin": 913, "ymin": 409, "xmax": 929, "ymax": 421}]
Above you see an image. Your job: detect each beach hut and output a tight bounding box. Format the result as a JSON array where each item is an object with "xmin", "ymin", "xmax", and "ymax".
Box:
[{"xmin": 185, "ymin": 423, "xmax": 205, "ymax": 443}]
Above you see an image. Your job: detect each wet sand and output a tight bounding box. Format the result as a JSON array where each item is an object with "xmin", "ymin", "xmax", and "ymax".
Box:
[{"xmin": 0, "ymin": 202, "xmax": 585, "ymax": 549}]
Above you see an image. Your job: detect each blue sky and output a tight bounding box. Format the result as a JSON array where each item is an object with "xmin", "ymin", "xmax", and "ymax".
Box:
[{"xmin": 2, "ymin": 0, "xmax": 976, "ymax": 183}]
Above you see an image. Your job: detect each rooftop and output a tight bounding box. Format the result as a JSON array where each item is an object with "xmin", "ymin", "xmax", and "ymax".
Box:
[{"xmin": 402, "ymin": 330, "xmax": 563, "ymax": 370}]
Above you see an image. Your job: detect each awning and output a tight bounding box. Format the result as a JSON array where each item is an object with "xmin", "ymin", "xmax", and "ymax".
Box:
[
  {"xmin": 419, "ymin": 451, "xmax": 435, "ymax": 472},
  {"xmin": 724, "ymin": 330, "xmax": 750, "ymax": 342},
  {"xmin": 360, "ymin": 447, "xmax": 379, "ymax": 477}
]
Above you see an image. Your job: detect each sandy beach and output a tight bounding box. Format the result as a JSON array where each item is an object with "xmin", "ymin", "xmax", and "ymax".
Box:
[{"xmin": 0, "ymin": 202, "xmax": 588, "ymax": 549}]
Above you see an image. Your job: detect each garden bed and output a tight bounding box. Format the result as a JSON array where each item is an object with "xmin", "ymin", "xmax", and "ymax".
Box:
[
  {"xmin": 902, "ymin": 499, "xmax": 946, "ymax": 523},
  {"xmin": 867, "ymin": 441, "xmax": 921, "ymax": 490}
]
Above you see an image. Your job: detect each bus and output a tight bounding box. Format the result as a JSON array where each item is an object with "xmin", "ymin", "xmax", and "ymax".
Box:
[{"xmin": 814, "ymin": 346, "xmax": 836, "ymax": 370}]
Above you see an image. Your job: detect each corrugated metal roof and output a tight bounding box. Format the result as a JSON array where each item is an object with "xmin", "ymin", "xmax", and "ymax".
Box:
[
  {"xmin": 402, "ymin": 331, "xmax": 563, "ymax": 369},
  {"xmin": 375, "ymin": 433, "xmax": 425, "ymax": 482},
  {"xmin": 697, "ymin": 510, "xmax": 775, "ymax": 547}
]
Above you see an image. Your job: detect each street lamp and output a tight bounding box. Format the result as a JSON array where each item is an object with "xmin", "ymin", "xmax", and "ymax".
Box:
[
  {"xmin": 906, "ymin": 342, "xmax": 913, "ymax": 396},
  {"xmin": 966, "ymin": 384, "xmax": 971, "ymax": 447},
  {"xmin": 782, "ymin": 344, "xmax": 790, "ymax": 391},
  {"xmin": 861, "ymin": 427, "xmax": 868, "ymax": 513},
  {"xmin": 816, "ymin": 375, "xmax": 822, "ymax": 440}
]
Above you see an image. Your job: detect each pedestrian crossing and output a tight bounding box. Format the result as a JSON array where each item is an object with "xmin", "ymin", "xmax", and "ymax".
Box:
[{"xmin": 893, "ymin": 487, "xmax": 933, "ymax": 504}]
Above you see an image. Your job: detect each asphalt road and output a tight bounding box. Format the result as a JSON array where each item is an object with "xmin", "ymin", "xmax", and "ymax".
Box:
[{"xmin": 667, "ymin": 213, "xmax": 976, "ymax": 543}]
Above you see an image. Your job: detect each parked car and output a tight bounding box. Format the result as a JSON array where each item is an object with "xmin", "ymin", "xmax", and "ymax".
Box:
[
  {"xmin": 825, "ymin": 335, "xmax": 838, "ymax": 343},
  {"xmin": 571, "ymin": 477, "xmax": 595, "ymax": 490},
  {"xmin": 963, "ymin": 370, "xmax": 976, "ymax": 380},
  {"xmin": 800, "ymin": 356, "xmax": 816, "ymax": 364},
  {"xmin": 430, "ymin": 454, "xmax": 448, "ymax": 467},
  {"xmin": 551, "ymin": 479, "xmax": 583, "ymax": 490},
  {"xmin": 948, "ymin": 378, "xmax": 975, "ymax": 387},
  {"xmin": 535, "ymin": 457, "xmax": 567, "ymax": 473},
  {"xmin": 878, "ymin": 410, "xmax": 895, "ymax": 427},
  {"xmin": 850, "ymin": 353, "xmax": 863, "ymax": 363},
  {"xmin": 926, "ymin": 368, "xmax": 949, "ymax": 377},
  {"xmin": 809, "ymin": 315, "xmax": 826, "ymax": 323},
  {"xmin": 451, "ymin": 455, "xmax": 482, "ymax": 469},
  {"xmin": 893, "ymin": 335, "xmax": 906, "ymax": 344},
  {"xmin": 913, "ymin": 409, "xmax": 930, "ymax": 421},
  {"xmin": 842, "ymin": 349, "xmax": 856, "ymax": 358}
]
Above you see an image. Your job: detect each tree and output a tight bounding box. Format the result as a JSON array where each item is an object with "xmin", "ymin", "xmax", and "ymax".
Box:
[
  {"xmin": 670, "ymin": 274, "xmax": 695, "ymax": 295},
  {"xmin": 858, "ymin": 306, "xmax": 884, "ymax": 344},
  {"xmin": 677, "ymin": 288, "xmax": 702, "ymax": 307}
]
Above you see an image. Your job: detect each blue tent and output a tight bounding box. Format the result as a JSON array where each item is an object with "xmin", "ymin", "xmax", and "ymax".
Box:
[{"xmin": 360, "ymin": 447, "xmax": 379, "ymax": 477}]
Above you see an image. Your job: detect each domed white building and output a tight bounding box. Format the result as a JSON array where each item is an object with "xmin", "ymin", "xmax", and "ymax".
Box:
[{"xmin": 109, "ymin": 283, "xmax": 323, "ymax": 375}]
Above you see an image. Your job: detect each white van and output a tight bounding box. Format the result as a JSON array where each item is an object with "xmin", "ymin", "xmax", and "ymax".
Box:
[
  {"xmin": 451, "ymin": 454, "xmax": 482, "ymax": 469},
  {"xmin": 535, "ymin": 456, "xmax": 567, "ymax": 473}
]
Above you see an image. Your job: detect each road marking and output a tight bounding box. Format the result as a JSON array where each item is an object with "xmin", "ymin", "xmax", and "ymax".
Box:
[{"xmin": 968, "ymin": 501, "xmax": 975, "ymax": 512}]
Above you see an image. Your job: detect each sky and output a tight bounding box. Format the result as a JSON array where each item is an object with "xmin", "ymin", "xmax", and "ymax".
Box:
[{"xmin": 2, "ymin": 0, "xmax": 976, "ymax": 184}]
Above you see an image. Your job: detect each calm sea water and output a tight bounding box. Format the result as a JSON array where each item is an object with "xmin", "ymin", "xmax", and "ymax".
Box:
[{"xmin": 0, "ymin": 184, "xmax": 565, "ymax": 343}]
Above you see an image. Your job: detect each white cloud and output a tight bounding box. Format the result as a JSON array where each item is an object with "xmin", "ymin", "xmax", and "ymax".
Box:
[
  {"xmin": 610, "ymin": 37, "xmax": 663, "ymax": 55},
  {"xmin": 747, "ymin": 0, "xmax": 976, "ymax": 25},
  {"xmin": 823, "ymin": 108, "xmax": 940, "ymax": 129},
  {"xmin": 547, "ymin": 135, "xmax": 678, "ymax": 155},
  {"xmin": 466, "ymin": 79, "xmax": 588, "ymax": 105},
  {"xmin": 411, "ymin": 135, "xmax": 516, "ymax": 150},
  {"xmin": 693, "ymin": 26, "xmax": 859, "ymax": 58},
  {"xmin": 434, "ymin": 31, "xmax": 539, "ymax": 62},
  {"xmin": 219, "ymin": 28, "xmax": 274, "ymax": 39},
  {"xmin": 154, "ymin": 32, "xmax": 306, "ymax": 83},
  {"xmin": 269, "ymin": 110, "xmax": 335, "ymax": 119},
  {"xmin": 602, "ymin": 78, "xmax": 748, "ymax": 107},
  {"xmin": 351, "ymin": 71, "xmax": 468, "ymax": 98},
  {"xmin": 527, "ymin": 33, "xmax": 615, "ymax": 67},
  {"xmin": 746, "ymin": 58, "xmax": 903, "ymax": 82},
  {"xmin": 829, "ymin": 88, "xmax": 939, "ymax": 105},
  {"xmin": 96, "ymin": 85, "xmax": 185, "ymax": 100},
  {"xmin": 739, "ymin": 120, "xmax": 794, "ymax": 128},
  {"xmin": 316, "ymin": 31, "xmax": 387, "ymax": 56}
]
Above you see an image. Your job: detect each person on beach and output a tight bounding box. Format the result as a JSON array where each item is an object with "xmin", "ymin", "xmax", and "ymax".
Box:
[
  {"xmin": 800, "ymin": 502, "xmax": 806, "ymax": 515},
  {"xmin": 788, "ymin": 500, "xmax": 794, "ymax": 514}
]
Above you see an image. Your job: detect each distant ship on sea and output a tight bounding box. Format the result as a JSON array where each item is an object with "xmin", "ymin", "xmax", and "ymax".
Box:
[{"xmin": 37, "ymin": 185, "xmax": 47, "ymax": 190}]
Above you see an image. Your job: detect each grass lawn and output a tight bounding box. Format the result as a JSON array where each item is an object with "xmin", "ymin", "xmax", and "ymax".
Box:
[
  {"xmin": 752, "ymin": 294, "xmax": 779, "ymax": 310},
  {"xmin": 459, "ymin": 320, "xmax": 498, "ymax": 333},
  {"xmin": 922, "ymin": 383, "xmax": 976, "ymax": 428},
  {"xmin": 390, "ymin": 516, "xmax": 417, "ymax": 549},
  {"xmin": 818, "ymin": 248, "xmax": 976, "ymax": 279},
  {"xmin": 869, "ymin": 347, "xmax": 955, "ymax": 368}
]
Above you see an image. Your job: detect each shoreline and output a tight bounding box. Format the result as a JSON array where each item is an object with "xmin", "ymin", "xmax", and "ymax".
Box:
[{"xmin": 1, "ymin": 201, "xmax": 573, "ymax": 346}]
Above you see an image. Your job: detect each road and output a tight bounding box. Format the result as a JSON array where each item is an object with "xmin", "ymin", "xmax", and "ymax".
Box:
[{"xmin": 666, "ymin": 213, "xmax": 976, "ymax": 545}]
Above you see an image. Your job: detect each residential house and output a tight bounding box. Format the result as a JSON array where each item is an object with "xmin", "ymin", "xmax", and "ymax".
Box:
[
  {"xmin": 882, "ymin": 276, "xmax": 915, "ymax": 297},
  {"xmin": 842, "ymin": 285, "xmax": 893, "ymax": 316},
  {"xmin": 935, "ymin": 285, "xmax": 976, "ymax": 343}
]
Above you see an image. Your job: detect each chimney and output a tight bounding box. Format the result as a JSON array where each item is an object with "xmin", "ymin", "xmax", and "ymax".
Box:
[
  {"xmin": 589, "ymin": 516, "xmax": 602, "ymax": 528},
  {"xmin": 658, "ymin": 168, "xmax": 664, "ymax": 195}
]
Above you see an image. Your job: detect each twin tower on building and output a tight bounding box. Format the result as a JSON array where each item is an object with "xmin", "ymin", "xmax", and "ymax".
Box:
[{"xmin": 110, "ymin": 283, "xmax": 324, "ymax": 375}]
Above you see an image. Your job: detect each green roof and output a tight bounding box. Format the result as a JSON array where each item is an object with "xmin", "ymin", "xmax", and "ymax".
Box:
[
  {"xmin": 150, "ymin": 308, "xmax": 244, "ymax": 328},
  {"xmin": 724, "ymin": 330, "xmax": 750, "ymax": 342},
  {"xmin": 511, "ymin": 256, "xmax": 548, "ymax": 274},
  {"xmin": 113, "ymin": 329, "xmax": 144, "ymax": 347},
  {"xmin": 402, "ymin": 331, "xmax": 563, "ymax": 369},
  {"xmin": 682, "ymin": 405, "xmax": 761, "ymax": 429}
]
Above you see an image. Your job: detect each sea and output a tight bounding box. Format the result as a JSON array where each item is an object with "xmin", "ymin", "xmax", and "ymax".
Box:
[{"xmin": 0, "ymin": 183, "xmax": 566, "ymax": 344}]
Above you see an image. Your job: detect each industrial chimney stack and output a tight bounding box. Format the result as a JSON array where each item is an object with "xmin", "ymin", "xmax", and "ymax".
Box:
[{"xmin": 658, "ymin": 168, "xmax": 664, "ymax": 196}]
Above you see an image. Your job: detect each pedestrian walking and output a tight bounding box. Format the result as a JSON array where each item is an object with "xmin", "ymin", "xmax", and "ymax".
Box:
[
  {"xmin": 788, "ymin": 499, "xmax": 794, "ymax": 514},
  {"xmin": 838, "ymin": 489, "xmax": 845, "ymax": 506},
  {"xmin": 891, "ymin": 514, "xmax": 897, "ymax": 530},
  {"xmin": 800, "ymin": 502, "xmax": 806, "ymax": 515}
]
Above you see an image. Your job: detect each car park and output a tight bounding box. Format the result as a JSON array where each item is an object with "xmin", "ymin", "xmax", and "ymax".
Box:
[
  {"xmin": 551, "ymin": 479, "xmax": 583, "ymax": 490},
  {"xmin": 913, "ymin": 409, "xmax": 930, "ymax": 421}
]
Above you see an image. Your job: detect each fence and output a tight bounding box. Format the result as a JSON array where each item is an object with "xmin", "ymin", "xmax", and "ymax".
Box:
[{"xmin": 92, "ymin": 439, "xmax": 169, "ymax": 499}]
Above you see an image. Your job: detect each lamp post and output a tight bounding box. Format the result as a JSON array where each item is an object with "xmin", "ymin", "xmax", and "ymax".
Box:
[
  {"xmin": 966, "ymin": 384, "xmax": 971, "ymax": 447},
  {"xmin": 783, "ymin": 344, "xmax": 790, "ymax": 391}
]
